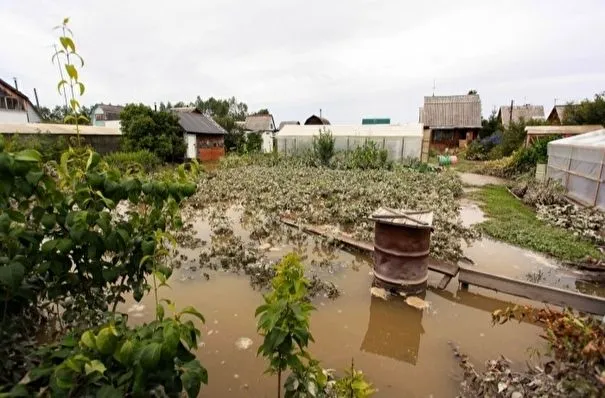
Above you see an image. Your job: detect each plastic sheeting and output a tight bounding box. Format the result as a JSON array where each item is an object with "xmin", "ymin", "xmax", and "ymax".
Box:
[
  {"xmin": 276, "ymin": 135, "xmax": 422, "ymax": 161},
  {"xmin": 547, "ymin": 129, "xmax": 605, "ymax": 210},
  {"xmin": 276, "ymin": 124, "xmax": 424, "ymax": 161}
]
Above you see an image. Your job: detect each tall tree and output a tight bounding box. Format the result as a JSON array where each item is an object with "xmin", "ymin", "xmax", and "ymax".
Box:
[
  {"xmin": 120, "ymin": 104, "xmax": 185, "ymax": 161},
  {"xmin": 252, "ymin": 108, "xmax": 270, "ymax": 115},
  {"xmin": 563, "ymin": 93, "xmax": 605, "ymax": 126}
]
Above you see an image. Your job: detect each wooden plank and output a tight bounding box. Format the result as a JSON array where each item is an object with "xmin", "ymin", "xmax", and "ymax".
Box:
[
  {"xmin": 437, "ymin": 275, "xmax": 452, "ymax": 289},
  {"xmin": 458, "ymin": 266, "xmax": 605, "ymax": 315},
  {"xmin": 280, "ymin": 218, "xmax": 458, "ymax": 277}
]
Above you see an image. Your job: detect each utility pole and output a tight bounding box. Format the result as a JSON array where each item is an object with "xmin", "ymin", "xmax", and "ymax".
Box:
[
  {"xmin": 53, "ymin": 44, "xmax": 69, "ymax": 109},
  {"xmin": 33, "ymin": 88, "xmax": 40, "ymax": 109},
  {"xmin": 509, "ymin": 99, "xmax": 514, "ymax": 127},
  {"xmin": 432, "ymin": 79, "xmax": 436, "ymax": 96},
  {"xmin": 319, "ymin": 108, "xmax": 322, "ymax": 118}
]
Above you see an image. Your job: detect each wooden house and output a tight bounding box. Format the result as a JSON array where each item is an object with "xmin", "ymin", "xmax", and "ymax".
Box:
[
  {"xmin": 0, "ymin": 78, "xmax": 41, "ymax": 123},
  {"xmin": 173, "ymin": 107, "xmax": 226, "ymax": 161},
  {"xmin": 497, "ymin": 104, "xmax": 545, "ymax": 127},
  {"xmin": 419, "ymin": 94, "xmax": 481, "ymax": 152}
]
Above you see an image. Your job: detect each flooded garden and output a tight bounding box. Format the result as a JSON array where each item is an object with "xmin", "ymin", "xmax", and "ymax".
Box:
[{"xmin": 123, "ymin": 158, "xmax": 605, "ymax": 397}]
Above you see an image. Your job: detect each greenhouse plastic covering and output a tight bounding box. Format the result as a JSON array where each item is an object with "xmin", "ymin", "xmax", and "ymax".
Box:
[
  {"xmin": 275, "ymin": 124, "xmax": 423, "ymax": 161},
  {"xmin": 547, "ymin": 129, "xmax": 605, "ymax": 210}
]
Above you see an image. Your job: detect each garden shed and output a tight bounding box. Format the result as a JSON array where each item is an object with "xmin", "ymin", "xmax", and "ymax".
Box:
[
  {"xmin": 275, "ymin": 123, "xmax": 424, "ymax": 161},
  {"xmin": 525, "ymin": 125, "xmax": 602, "ymax": 147},
  {"xmin": 0, "ymin": 122, "xmax": 121, "ymax": 154},
  {"xmin": 547, "ymin": 129, "xmax": 605, "ymax": 210}
]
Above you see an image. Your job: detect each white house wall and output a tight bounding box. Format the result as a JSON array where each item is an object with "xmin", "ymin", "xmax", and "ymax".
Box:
[{"xmin": 0, "ymin": 110, "xmax": 29, "ymax": 123}]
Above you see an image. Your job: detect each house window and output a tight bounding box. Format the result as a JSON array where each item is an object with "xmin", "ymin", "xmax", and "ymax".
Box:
[
  {"xmin": 6, "ymin": 97, "xmax": 22, "ymax": 110},
  {"xmin": 0, "ymin": 97, "xmax": 23, "ymax": 110},
  {"xmin": 432, "ymin": 130, "xmax": 454, "ymax": 142}
]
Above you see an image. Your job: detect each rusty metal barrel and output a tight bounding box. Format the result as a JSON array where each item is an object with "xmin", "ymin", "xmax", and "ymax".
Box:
[{"xmin": 370, "ymin": 208, "xmax": 433, "ymax": 295}]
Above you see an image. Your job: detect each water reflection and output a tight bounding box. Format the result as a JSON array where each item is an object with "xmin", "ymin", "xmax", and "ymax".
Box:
[{"xmin": 361, "ymin": 296, "xmax": 424, "ymax": 365}]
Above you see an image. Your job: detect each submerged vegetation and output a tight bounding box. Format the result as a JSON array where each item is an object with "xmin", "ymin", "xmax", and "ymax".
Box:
[
  {"xmin": 470, "ymin": 185, "xmax": 603, "ymax": 262},
  {"xmin": 191, "ymin": 157, "xmax": 476, "ymax": 263},
  {"xmin": 456, "ymin": 307, "xmax": 605, "ymax": 397}
]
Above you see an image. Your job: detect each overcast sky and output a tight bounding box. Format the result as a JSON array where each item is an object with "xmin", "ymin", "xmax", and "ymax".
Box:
[{"xmin": 2, "ymin": 0, "xmax": 605, "ymax": 124}]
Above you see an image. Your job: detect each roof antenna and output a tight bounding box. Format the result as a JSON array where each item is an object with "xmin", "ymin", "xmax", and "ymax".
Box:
[
  {"xmin": 319, "ymin": 108, "xmax": 322, "ymax": 118},
  {"xmin": 13, "ymin": 77, "xmax": 18, "ymax": 91},
  {"xmin": 432, "ymin": 79, "xmax": 436, "ymax": 96}
]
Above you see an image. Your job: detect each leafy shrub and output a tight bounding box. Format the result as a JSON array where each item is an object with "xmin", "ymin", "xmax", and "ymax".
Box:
[
  {"xmin": 256, "ymin": 254, "xmax": 374, "ymax": 398},
  {"xmin": 17, "ymin": 309, "xmax": 207, "ymax": 397},
  {"xmin": 465, "ymin": 134, "xmax": 503, "ymax": 161},
  {"xmin": 104, "ymin": 150, "xmax": 161, "ymax": 173},
  {"xmin": 0, "ymin": 140, "xmax": 202, "ymax": 392},
  {"xmin": 511, "ymin": 179, "xmax": 566, "ymax": 206},
  {"xmin": 3, "ymin": 133, "xmax": 70, "ymax": 162},
  {"xmin": 246, "ymin": 132, "xmax": 263, "ymax": 153},
  {"xmin": 312, "ymin": 128, "xmax": 335, "ymax": 166},
  {"xmin": 337, "ymin": 141, "xmax": 391, "ymax": 170},
  {"xmin": 120, "ymin": 104, "xmax": 186, "ymax": 162}
]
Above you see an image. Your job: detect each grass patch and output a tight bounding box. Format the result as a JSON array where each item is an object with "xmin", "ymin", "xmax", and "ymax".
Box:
[{"xmin": 470, "ymin": 185, "xmax": 603, "ymax": 262}]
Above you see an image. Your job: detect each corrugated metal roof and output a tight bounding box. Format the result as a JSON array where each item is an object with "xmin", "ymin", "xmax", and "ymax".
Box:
[
  {"xmin": 526, "ymin": 125, "xmax": 603, "ymax": 136},
  {"xmin": 244, "ymin": 115, "xmax": 275, "ymax": 131},
  {"xmin": 277, "ymin": 123, "xmax": 423, "ymax": 137},
  {"xmin": 0, "ymin": 123, "xmax": 121, "ymax": 136},
  {"xmin": 421, "ymin": 95, "xmax": 481, "ymax": 129},
  {"xmin": 176, "ymin": 111, "xmax": 226, "ymax": 135},
  {"xmin": 498, "ymin": 105, "xmax": 545, "ymax": 127}
]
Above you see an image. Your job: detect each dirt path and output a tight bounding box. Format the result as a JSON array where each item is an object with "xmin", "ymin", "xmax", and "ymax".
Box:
[{"xmin": 458, "ymin": 172, "xmax": 508, "ymax": 187}]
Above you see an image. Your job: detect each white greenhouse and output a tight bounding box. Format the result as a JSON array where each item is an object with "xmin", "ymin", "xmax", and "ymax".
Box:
[
  {"xmin": 276, "ymin": 123, "xmax": 424, "ymax": 161},
  {"xmin": 547, "ymin": 129, "xmax": 605, "ymax": 210}
]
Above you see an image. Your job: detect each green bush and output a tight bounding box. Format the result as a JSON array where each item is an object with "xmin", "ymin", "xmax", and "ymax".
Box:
[
  {"xmin": 246, "ymin": 132, "xmax": 263, "ymax": 153},
  {"xmin": 465, "ymin": 141, "xmax": 488, "ymax": 161},
  {"xmin": 104, "ymin": 150, "xmax": 161, "ymax": 173},
  {"xmin": 338, "ymin": 141, "xmax": 391, "ymax": 170},
  {"xmin": 3, "ymin": 134, "xmax": 70, "ymax": 162},
  {"xmin": 312, "ymin": 128, "xmax": 335, "ymax": 166}
]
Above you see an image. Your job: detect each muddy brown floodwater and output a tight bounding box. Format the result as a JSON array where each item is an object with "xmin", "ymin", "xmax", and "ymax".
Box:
[{"xmin": 122, "ymin": 198, "xmax": 605, "ymax": 397}]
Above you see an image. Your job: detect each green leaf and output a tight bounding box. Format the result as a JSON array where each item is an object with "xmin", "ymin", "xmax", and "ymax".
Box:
[
  {"xmin": 65, "ymin": 64, "xmax": 78, "ymax": 80},
  {"xmin": 96, "ymin": 385, "xmax": 122, "ymax": 398},
  {"xmin": 0, "ymin": 262, "xmax": 25, "ymax": 289},
  {"xmin": 78, "ymin": 82, "xmax": 85, "ymax": 96},
  {"xmin": 80, "ymin": 330, "xmax": 97, "ymax": 350},
  {"xmin": 96, "ymin": 327, "xmax": 118, "ymax": 355},
  {"xmin": 84, "ymin": 359, "xmax": 106, "ymax": 376},
  {"xmin": 114, "ymin": 339, "xmax": 135, "ymax": 365},
  {"xmin": 41, "ymin": 239, "xmax": 59, "ymax": 253},
  {"xmin": 52, "ymin": 366, "xmax": 74, "ymax": 390},
  {"xmin": 41, "ymin": 213, "xmax": 56, "ymax": 229},
  {"xmin": 56, "ymin": 238, "xmax": 73, "ymax": 253},
  {"xmin": 180, "ymin": 360, "xmax": 208, "ymax": 397},
  {"xmin": 26, "ymin": 170, "xmax": 44, "ymax": 185},
  {"xmin": 69, "ymin": 98, "xmax": 80, "ymax": 111},
  {"xmin": 178, "ymin": 306, "xmax": 205, "ymax": 323},
  {"xmin": 138, "ymin": 342, "xmax": 162, "ymax": 370},
  {"xmin": 14, "ymin": 149, "xmax": 41, "ymax": 162},
  {"xmin": 57, "ymin": 79, "xmax": 68, "ymax": 94},
  {"xmin": 86, "ymin": 152, "xmax": 101, "ymax": 172}
]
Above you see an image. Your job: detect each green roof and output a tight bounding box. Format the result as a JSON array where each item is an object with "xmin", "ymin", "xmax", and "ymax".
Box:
[{"xmin": 362, "ymin": 118, "xmax": 390, "ymax": 125}]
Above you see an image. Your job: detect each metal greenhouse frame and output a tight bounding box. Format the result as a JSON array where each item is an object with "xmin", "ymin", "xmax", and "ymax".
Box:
[{"xmin": 547, "ymin": 129, "xmax": 605, "ymax": 210}]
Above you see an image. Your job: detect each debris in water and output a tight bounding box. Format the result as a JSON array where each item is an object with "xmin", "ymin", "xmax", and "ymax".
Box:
[
  {"xmin": 213, "ymin": 320, "xmax": 219, "ymax": 324},
  {"xmin": 269, "ymin": 247, "xmax": 281, "ymax": 252},
  {"xmin": 235, "ymin": 337, "xmax": 253, "ymax": 351},
  {"xmin": 234, "ymin": 374, "xmax": 240, "ymax": 379},
  {"xmin": 132, "ymin": 312, "xmax": 144, "ymax": 318},
  {"xmin": 370, "ymin": 287, "xmax": 389, "ymax": 300},
  {"xmin": 208, "ymin": 330, "xmax": 214, "ymax": 335},
  {"xmin": 405, "ymin": 296, "xmax": 430, "ymax": 310},
  {"xmin": 198, "ymin": 342, "xmax": 205, "ymax": 348},
  {"xmin": 258, "ymin": 243, "xmax": 272, "ymax": 251}
]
